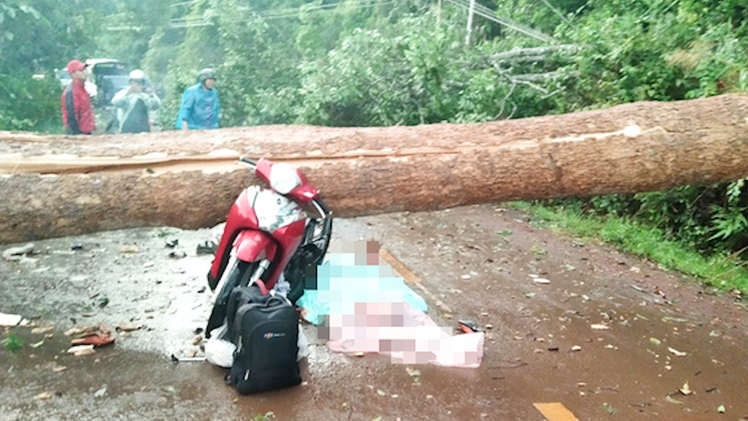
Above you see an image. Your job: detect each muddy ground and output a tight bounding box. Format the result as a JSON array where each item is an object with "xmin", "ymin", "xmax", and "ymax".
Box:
[{"xmin": 2, "ymin": 205, "xmax": 748, "ymax": 421}]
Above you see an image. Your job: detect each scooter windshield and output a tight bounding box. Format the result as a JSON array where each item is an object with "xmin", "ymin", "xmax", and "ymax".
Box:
[{"xmin": 250, "ymin": 187, "xmax": 307, "ymax": 232}]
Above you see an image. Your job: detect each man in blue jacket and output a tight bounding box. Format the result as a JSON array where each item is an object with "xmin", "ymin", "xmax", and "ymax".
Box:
[{"xmin": 176, "ymin": 68, "xmax": 220, "ymax": 130}]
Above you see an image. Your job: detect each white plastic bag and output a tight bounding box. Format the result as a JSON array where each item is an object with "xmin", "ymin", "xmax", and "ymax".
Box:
[
  {"xmin": 204, "ymin": 325, "xmax": 235, "ymax": 368},
  {"xmin": 205, "ymin": 324, "xmax": 309, "ymax": 367}
]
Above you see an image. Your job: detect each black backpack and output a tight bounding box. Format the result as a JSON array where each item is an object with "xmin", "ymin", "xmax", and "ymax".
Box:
[{"xmin": 225, "ymin": 284, "xmax": 301, "ymax": 394}]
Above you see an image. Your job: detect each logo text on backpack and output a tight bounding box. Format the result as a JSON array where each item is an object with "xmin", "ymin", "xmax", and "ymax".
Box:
[{"xmin": 263, "ymin": 332, "xmax": 287, "ymax": 340}]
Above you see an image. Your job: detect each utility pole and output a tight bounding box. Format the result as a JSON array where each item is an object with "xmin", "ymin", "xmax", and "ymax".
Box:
[{"xmin": 465, "ymin": 0, "xmax": 475, "ymax": 45}]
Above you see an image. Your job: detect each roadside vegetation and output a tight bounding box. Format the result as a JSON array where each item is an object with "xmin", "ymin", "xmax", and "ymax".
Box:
[
  {"xmin": 514, "ymin": 200, "xmax": 748, "ymax": 296},
  {"xmin": 2, "ymin": 0, "xmax": 747, "ymax": 291}
]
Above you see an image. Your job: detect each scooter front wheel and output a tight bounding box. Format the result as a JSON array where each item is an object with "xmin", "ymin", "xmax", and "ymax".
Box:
[{"xmin": 205, "ymin": 259, "xmax": 257, "ymax": 337}]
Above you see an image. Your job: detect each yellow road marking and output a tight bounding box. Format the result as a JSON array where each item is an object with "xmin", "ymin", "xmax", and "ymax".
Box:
[
  {"xmin": 379, "ymin": 248, "xmax": 454, "ymax": 314},
  {"xmin": 533, "ymin": 403, "xmax": 581, "ymax": 421}
]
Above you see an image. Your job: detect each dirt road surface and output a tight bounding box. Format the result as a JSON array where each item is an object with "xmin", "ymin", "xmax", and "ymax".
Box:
[{"xmin": 2, "ymin": 205, "xmax": 748, "ymax": 421}]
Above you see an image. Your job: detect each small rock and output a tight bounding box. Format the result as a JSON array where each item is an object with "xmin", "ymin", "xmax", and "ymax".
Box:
[
  {"xmin": 2, "ymin": 243, "xmax": 34, "ymax": 261},
  {"xmin": 118, "ymin": 245, "xmax": 139, "ymax": 254},
  {"xmin": 571, "ymin": 345, "xmax": 582, "ymax": 352},
  {"xmin": 67, "ymin": 345, "xmax": 96, "ymax": 356},
  {"xmin": 36, "ymin": 392, "xmax": 53, "ymax": 400},
  {"xmin": 0, "ymin": 312, "xmax": 23, "ymax": 327},
  {"xmin": 116, "ymin": 322, "xmax": 143, "ymax": 332}
]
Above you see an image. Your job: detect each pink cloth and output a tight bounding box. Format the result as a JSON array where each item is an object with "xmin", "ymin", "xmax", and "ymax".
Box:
[{"xmin": 326, "ymin": 302, "xmax": 484, "ymax": 368}]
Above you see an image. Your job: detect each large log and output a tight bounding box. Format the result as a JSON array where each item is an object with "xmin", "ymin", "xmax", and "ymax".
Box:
[{"xmin": 2, "ymin": 94, "xmax": 748, "ymax": 243}]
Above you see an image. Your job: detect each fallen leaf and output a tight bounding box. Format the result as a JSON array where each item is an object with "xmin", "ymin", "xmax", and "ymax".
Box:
[
  {"xmin": 30, "ymin": 340, "xmax": 45, "ymax": 348},
  {"xmin": 591, "ymin": 324, "xmax": 610, "ymax": 330},
  {"xmin": 533, "ymin": 278, "xmax": 551, "ymax": 284},
  {"xmin": 679, "ymin": 382, "xmax": 692, "ymax": 395},
  {"xmin": 649, "ymin": 337, "xmax": 662, "ymax": 346},
  {"xmin": 161, "ymin": 386, "xmax": 177, "ymax": 394},
  {"xmin": 603, "ymin": 403, "xmax": 617, "ymax": 414},
  {"xmin": 717, "ymin": 405, "xmax": 726, "ymax": 413},
  {"xmin": 406, "ymin": 368, "xmax": 421, "ymax": 377},
  {"xmin": 31, "ymin": 326, "xmax": 53, "ymax": 334},
  {"xmin": 376, "ymin": 389, "xmax": 386, "ymax": 396},
  {"xmin": 94, "ymin": 387, "xmax": 107, "ymax": 398},
  {"xmin": 668, "ymin": 347, "xmax": 687, "ymax": 357}
]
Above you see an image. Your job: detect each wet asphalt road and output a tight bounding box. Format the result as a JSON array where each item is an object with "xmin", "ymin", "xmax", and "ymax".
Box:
[{"xmin": 2, "ymin": 205, "xmax": 748, "ymax": 421}]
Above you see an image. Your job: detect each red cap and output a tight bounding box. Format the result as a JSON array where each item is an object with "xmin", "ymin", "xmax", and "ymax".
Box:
[{"xmin": 66, "ymin": 60, "xmax": 87, "ymax": 74}]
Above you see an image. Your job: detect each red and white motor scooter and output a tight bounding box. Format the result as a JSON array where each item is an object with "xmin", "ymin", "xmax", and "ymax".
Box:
[{"xmin": 205, "ymin": 157, "xmax": 332, "ymax": 337}]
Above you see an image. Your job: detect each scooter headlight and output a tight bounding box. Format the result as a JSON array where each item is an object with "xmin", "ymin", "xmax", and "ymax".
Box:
[{"xmin": 269, "ymin": 163, "xmax": 302, "ymax": 195}]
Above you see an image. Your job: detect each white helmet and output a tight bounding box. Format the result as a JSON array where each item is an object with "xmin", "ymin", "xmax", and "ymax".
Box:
[{"xmin": 129, "ymin": 69, "xmax": 146, "ymax": 82}]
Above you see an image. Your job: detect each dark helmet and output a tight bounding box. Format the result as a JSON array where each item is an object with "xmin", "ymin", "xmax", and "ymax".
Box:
[{"xmin": 198, "ymin": 68, "xmax": 216, "ymax": 83}]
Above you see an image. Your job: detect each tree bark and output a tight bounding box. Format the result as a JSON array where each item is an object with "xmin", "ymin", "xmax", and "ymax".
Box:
[{"xmin": 2, "ymin": 94, "xmax": 748, "ymax": 243}]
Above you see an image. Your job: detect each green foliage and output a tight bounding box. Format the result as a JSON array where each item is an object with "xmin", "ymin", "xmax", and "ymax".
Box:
[
  {"xmin": 0, "ymin": 71, "xmax": 62, "ymax": 132},
  {"xmin": 559, "ymin": 179, "xmax": 748, "ymax": 258},
  {"xmin": 2, "ymin": 332, "xmax": 24, "ymax": 352},
  {"xmin": 517, "ymin": 201, "xmax": 748, "ymax": 295},
  {"xmin": 252, "ymin": 412, "xmax": 275, "ymax": 421}
]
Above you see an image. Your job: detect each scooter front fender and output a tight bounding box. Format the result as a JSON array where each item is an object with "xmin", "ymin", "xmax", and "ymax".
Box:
[{"xmin": 233, "ymin": 230, "xmax": 278, "ymax": 263}]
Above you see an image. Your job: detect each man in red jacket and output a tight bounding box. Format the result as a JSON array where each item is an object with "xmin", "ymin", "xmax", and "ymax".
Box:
[{"xmin": 60, "ymin": 60, "xmax": 96, "ymax": 135}]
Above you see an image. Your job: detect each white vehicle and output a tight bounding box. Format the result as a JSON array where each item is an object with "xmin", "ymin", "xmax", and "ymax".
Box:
[{"xmin": 85, "ymin": 59, "xmax": 130, "ymax": 106}]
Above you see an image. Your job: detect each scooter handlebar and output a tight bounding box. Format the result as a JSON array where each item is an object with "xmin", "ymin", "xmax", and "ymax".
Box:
[{"xmin": 312, "ymin": 197, "xmax": 332, "ymax": 219}]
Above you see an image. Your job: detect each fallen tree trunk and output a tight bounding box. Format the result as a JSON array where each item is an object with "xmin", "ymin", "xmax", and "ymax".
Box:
[{"xmin": 2, "ymin": 94, "xmax": 748, "ymax": 243}]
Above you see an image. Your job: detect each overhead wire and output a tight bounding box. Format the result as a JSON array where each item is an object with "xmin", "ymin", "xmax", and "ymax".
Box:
[
  {"xmin": 170, "ymin": 0, "xmax": 396, "ymax": 28},
  {"xmin": 444, "ymin": 0, "xmax": 556, "ymax": 43}
]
